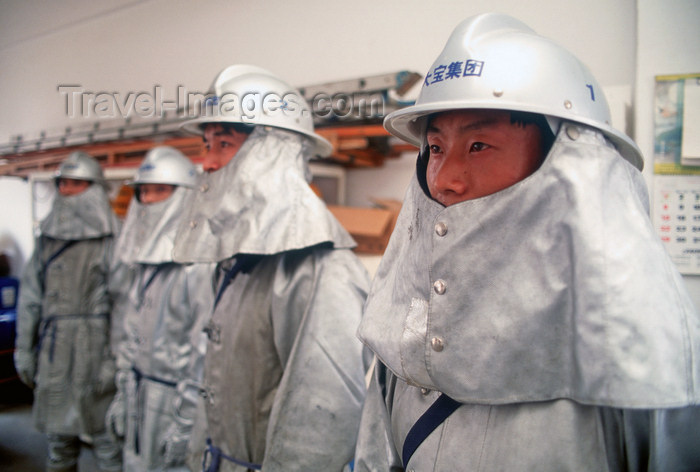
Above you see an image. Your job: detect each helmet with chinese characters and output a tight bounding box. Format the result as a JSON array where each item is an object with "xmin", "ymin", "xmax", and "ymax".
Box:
[{"xmin": 384, "ymin": 13, "xmax": 643, "ymax": 170}]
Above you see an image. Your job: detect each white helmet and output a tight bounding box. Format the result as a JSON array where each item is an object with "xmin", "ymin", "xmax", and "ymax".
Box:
[
  {"xmin": 55, "ymin": 151, "xmax": 104, "ymax": 182},
  {"xmin": 182, "ymin": 64, "xmax": 333, "ymax": 157},
  {"xmin": 384, "ymin": 13, "xmax": 643, "ymax": 170},
  {"xmin": 132, "ymin": 146, "xmax": 197, "ymax": 188}
]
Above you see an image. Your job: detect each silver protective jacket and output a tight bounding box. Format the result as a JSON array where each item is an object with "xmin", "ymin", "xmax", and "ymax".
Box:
[
  {"xmin": 194, "ymin": 250, "xmax": 369, "ymax": 471},
  {"xmin": 172, "ymin": 127, "xmax": 370, "ymax": 471},
  {"xmin": 114, "ymin": 187, "xmax": 215, "ymax": 471},
  {"xmin": 118, "ymin": 262, "xmax": 214, "ymax": 471},
  {"xmin": 15, "ymin": 185, "xmax": 121, "ymax": 434},
  {"xmin": 355, "ymin": 123, "xmax": 700, "ymax": 471}
]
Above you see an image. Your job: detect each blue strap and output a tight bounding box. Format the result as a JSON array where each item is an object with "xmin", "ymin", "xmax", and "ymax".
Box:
[
  {"xmin": 131, "ymin": 366, "xmax": 178, "ymax": 455},
  {"xmin": 213, "ymin": 256, "xmax": 262, "ymax": 310},
  {"xmin": 202, "ymin": 437, "xmax": 262, "ymax": 471},
  {"xmin": 131, "ymin": 366, "xmax": 177, "ymax": 388},
  {"xmin": 38, "ymin": 312, "xmax": 108, "ymax": 362},
  {"xmin": 139, "ymin": 263, "xmax": 172, "ymax": 302},
  {"xmin": 213, "ymin": 259, "xmax": 245, "ymax": 310},
  {"xmin": 45, "ymin": 240, "xmax": 78, "ymax": 268},
  {"xmin": 40, "ymin": 240, "xmax": 78, "ymax": 292},
  {"xmin": 402, "ymin": 393, "xmax": 461, "ymax": 468}
]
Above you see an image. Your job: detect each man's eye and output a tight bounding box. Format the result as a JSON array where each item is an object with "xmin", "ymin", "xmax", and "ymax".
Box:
[
  {"xmin": 429, "ymin": 144, "xmax": 442, "ymax": 154},
  {"xmin": 470, "ymin": 142, "xmax": 489, "ymax": 152}
]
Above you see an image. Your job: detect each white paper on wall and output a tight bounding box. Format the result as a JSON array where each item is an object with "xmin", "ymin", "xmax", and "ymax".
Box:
[{"xmin": 681, "ymin": 77, "xmax": 700, "ymax": 167}]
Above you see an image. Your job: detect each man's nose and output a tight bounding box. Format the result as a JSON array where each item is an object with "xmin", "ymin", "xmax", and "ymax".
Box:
[
  {"xmin": 433, "ymin": 151, "xmax": 468, "ymax": 197},
  {"xmin": 202, "ymin": 149, "xmax": 222, "ymax": 173}
]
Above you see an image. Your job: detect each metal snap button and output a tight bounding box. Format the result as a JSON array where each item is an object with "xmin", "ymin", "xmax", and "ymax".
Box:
[
  {"xmin": 431, "ymin": 337, "xmax": 444, "ymax": 352},
  {"xmin": 433, "ymin": 279, "xmax": 446, "ymax": 295},
  {"xmin": 435, "ymin": 222, "xmax": 447, "ymax": 237},
  {"xmin": 566, "ymin": 125, "xmax": 580, "ymax": 141}
]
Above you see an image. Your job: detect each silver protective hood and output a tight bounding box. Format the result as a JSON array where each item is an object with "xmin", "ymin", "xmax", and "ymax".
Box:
[
  {"xmin": 358, "ymin": 122, "xmax": 700, "ymax": 409},
  {"xmin": 40, "ymin": 183, "xmax": 120, "ymax": 240},
  {"xmin": 115, "ymin": 185, "xmax": 192, "ymax": 264},
  {"xmin": 172, "ymin": 126, "xmax": 355, "ymax": 263}
]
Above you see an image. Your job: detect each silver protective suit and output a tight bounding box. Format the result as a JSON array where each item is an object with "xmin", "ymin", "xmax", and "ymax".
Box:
[
  {"xmin": 14, "ymin": 183, "xmax": 123, "ymax": 470},
  {"xmin": 110, "ymin": 184, "xmax": 215, "ymax": 471},
  {"xmin": 172, "ymin": 126, "xmax": 370, "ymax": 471},
  {"xmin": 355, "ymin": 123, "xmax": 700, "ymax": 471}
]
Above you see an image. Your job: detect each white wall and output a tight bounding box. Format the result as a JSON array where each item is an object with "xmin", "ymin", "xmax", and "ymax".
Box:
[
  {"xmin": 0, "ymin": 0, "xmax": 636, "ymax": 144},
  {"xmin": 346, "ymin": 152, "xmax": 415, "ymax": 207},
  {"xmin": 635, "ymin": 0, "xmax": 700, "ymax": 310}
]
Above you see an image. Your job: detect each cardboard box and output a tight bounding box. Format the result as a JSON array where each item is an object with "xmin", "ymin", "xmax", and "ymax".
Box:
[{"xmin": 328, "ymin": 198, "xmax": 402, "ymax": 254}]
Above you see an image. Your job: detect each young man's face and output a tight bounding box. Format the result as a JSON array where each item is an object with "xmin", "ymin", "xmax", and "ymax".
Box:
[
  {"xmin": 425, "ymin": 109, "xmax": 544, "ymax": 206},
  {"xmin": 137, "ymin": 183, "xmax": 175, "ymax": 204},
  {"xmin": 57, "ymin": 178, "xmax": 91, "ymax": 196},
  {"xmin": 201, "ymin": 123, "xmax": 250, "ymax": 173}
]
